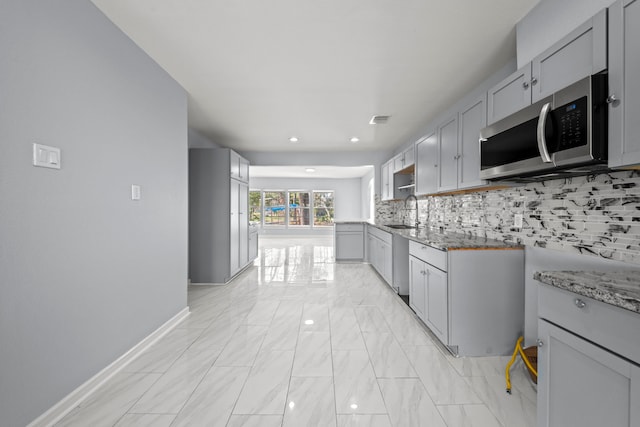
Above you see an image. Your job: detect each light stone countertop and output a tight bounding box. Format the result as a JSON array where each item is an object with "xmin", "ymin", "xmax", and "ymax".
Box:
[
  {"xmin": 334, "ymin": 220, "xmax": 523, "ymax": 251},
  {"xmin": 534, "ymin": 270, "xmax": 640, "ymax": 314}
]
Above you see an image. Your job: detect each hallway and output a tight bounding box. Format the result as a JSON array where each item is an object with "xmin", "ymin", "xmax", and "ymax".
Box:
[{"xmin": 56, "ymin": 236, "xmax": 536, "ymax": 427}]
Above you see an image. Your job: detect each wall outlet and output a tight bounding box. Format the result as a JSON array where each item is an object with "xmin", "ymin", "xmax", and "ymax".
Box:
[{"xmin": 514, "ymin": 214, "xmax": 523, "ymax": 228}]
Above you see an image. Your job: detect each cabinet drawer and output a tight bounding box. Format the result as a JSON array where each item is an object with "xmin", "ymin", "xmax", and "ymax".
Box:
[
  {"xmin": 409, "ymin": 241, "xmax": 447, "ymax": 271},
  {"xmin": 538, "ymin": 284, "xmax": 640, "ymax": 365},
  {"xmin": 368, "ymin": 226, "xmax": 392, "ymax": 245},
  {"xmin": 336, "ymin": 223, "xmax": 364, "ymax": 232}
]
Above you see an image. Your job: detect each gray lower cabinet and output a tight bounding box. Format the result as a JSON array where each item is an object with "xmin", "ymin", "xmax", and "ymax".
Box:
[
  {"xmin": 248, "ymin": 228, "xmax": 258, "ymax": 262},
  {"xmin": 367, "ymin": 226, "xmax": 393, "ymax": 289},
  {"xmin": 335, "ymin": 223, "xmax": 364, "ymax": 261},
  {"xmin": 537, "ymin": 320, "xmax": 640, "ymax": 427},
  {"xmin": 409, "ymin": 253, "xmax": 448, "ymax": 344},
  {"xmin": 189, "ymin": 148, "xmax": 251, "ymax": 283},
  {"xmin": 609, "ymin": 0, "xmax": 640, "ymax": 168},
  {"xmin": 487, "ymin": 9, "xmax": 607, "ymax": 125},
  {"xmin": 537, "ymin": 284, "xmax": 640, "ymax": 427},
  {"xmin": 409, "ymin": 241, "xmax": 524, "ymax": 356}
]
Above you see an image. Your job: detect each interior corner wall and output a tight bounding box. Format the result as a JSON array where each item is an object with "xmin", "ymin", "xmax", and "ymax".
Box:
[
  {"xmin": 188, "ymin": 128, "xmax": 221, "ymax": 149},
  {"xmin": 0, "ymin": 1, "xmax": 188, "ymax": 426}
]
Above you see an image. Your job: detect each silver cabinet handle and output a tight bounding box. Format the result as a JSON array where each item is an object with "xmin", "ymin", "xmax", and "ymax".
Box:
[
  {"xmin": 531, "ymin": 77, "xmax": 538, "ymax": 86},
  {"xmin": 523, "ymin": 81, "xmax": 529, "ymax": 89},
  {"xmin": 536, "ymin": 102, "xmax": 553, "ymax": 163},
  {"xmin": 606, "ymin": 94, "xmax": 618, "ymax": 104},
  {"xmin": 574, "ymin": 298, "xmax": 586, "ymax": 309},
  {"xmin": 537, "ymin": 339, "xmax": 544, "ymax": 347}
]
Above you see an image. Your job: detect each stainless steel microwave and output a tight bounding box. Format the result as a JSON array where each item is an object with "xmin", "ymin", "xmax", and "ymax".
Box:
[{"xmin": 479, "ymin": 74, "xmax": 608, "ymax": 181}]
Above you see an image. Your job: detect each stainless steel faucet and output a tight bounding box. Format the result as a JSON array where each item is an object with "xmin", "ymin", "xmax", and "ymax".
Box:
[{"xmin": 404, "ymin": 194, "xmax": 419, "ymax": 228}]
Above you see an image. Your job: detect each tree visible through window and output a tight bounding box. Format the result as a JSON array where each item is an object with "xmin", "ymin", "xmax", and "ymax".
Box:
[
  {"xmin": 289, "ymin": 191, "xmax": 310, "ymax": 226},
  {"xmin": 249, "ymin": 191, "xmax": 262, "ymax": 224},
  {"xmin": 313, "ymin": 191, "xmax": 334, "ymax": 226},
  {"xmin": 264, "ymin": 191, "xmax": 286, "ymax": 226}
]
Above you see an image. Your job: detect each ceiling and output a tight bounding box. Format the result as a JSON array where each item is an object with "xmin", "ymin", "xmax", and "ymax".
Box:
[
  {"xmin": 251, "ymin": 165, "xmax": 373, "ymax": 179},
  {"xmin": 91, "ymin": 0, "xmax": 538, "ymax": 153}
]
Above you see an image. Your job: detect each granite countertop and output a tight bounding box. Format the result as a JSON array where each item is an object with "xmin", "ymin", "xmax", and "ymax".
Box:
[
  {"xmin": 334, "ymin": 220, "xmax": 522, "ymax": 251},
  {"xmin": 534, "ymin": 270, "xmax": 640, "ymax": 314}
]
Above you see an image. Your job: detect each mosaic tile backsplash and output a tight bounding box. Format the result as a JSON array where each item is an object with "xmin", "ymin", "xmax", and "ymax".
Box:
[{"xmin": 375, "ymin": 170, "xmax": 640, "ymax": 264}]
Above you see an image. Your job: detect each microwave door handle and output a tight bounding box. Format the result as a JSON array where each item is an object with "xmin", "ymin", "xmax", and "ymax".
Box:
[{"xmin": 537, "ymin": 102, "xmax": 553, "ymax": 163}]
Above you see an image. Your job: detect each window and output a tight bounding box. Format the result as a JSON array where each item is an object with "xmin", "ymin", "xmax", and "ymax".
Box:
[
  {"xmin": 249, "ymin": 191, "xmax": 262, "ymax": 224},
  {"xmin": 289, "ymin": 191, "xmax": 311, "ymax": 226},
  {"xmin": 313, "ymin": 191, "xmax": 334, "ymax": 226},
  {"xmin": 264, "ymin": 191, "xmax": 286, "ymax": 226}
]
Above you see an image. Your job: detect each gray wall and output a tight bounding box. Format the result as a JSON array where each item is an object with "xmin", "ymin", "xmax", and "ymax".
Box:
[
  {"xmin": 188, "ymin": 128, "xmax": 221, "ymax": 149},
  {"xmin": 360, "ymin": 168, "xmax": 375, "ymax": 221},
  {"xmin": 0, "ymin": 1, "xmax": 188, "ymax": 426},
  {"xmin": 516, "ymin": 0, "xmax": 614, "ymax": 67}
]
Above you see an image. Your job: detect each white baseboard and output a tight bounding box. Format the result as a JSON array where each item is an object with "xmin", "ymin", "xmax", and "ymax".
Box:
[{"xmin": 27, "ymin": 307, "xmax": 190, "ymax": 427}]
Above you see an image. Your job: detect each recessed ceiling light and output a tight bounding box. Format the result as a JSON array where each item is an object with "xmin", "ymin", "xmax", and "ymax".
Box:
[
  {"xmin": 289, "ymin": 136, "xmax": 299, "ymax": 143},
  {"xmin": 305, "ymin": 168, "xmax": 316, "ymax": 173},
  {"xmin": 350, "ymin": 137, "xmax": 360, "ymax": 143}
]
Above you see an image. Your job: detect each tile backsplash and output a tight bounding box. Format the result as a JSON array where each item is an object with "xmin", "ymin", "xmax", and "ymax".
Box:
[{"xmin": 376, "ymin": 170, "xmax": 640, "ymax": 264}]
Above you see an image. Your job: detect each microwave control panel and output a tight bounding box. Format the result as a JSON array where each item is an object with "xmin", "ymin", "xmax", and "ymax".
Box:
[{"xmin": 555, "ymin": 97, "xmax": 588, "ymax": 151}]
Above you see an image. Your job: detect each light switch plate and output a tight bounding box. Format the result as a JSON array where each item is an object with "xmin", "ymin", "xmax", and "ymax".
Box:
[
  {"xmin": 33, "ymin": 143, "xmax": 61, "ymax": 169},
  {"xmin": 131, "ymin": 185, "xmax": 141, "ymax": 200}
]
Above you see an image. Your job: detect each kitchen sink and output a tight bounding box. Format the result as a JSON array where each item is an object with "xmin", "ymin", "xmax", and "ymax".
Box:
[{"xmin": 384, "ymin": 224, "xmax": 416, "ymax": 229}]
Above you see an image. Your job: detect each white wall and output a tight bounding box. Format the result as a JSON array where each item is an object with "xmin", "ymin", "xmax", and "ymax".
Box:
[
  {"xmin": 242, "ymin": 150, "xmax": 390, "ymax": 197},
  {"xmin": 0, "ymin": 1, "xmax": 188, "ymax": 425},
  {"xmin": 516, "ymin": 0, "xmax": 614, "ymax": 68},
  {"xmin": 250, "ymin": 177, "xmax": 364, "ymax": 233}
]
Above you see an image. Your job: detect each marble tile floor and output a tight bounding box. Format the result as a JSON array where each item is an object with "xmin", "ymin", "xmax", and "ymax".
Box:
[{"xmin": 56, "ymin": 236, "xmax": 536, "ymax": 427}]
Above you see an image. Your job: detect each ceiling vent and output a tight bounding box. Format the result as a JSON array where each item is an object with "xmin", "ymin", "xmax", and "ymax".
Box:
[{"xmin": 369, "ymin": 115, "xmax": 391, "ymax": 125}]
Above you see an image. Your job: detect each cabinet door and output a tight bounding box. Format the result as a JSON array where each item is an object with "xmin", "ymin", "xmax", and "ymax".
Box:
[
  {"xmin": 239, "ymin": 157, "xmax": 250, "ymax": 183},
  {"xmin": 538, "ymin": 319, "xmax": 640, "ymax": 427},
  {"xmin": 393, "ymin": 153, "xmax": 404, "ymax": 172},
  {"xmin": 381, "ymin": 162, "xmax": 390, "ymax": 200},
  {"xmin": 239, "ymin": 183, "xmax": 249, "ymax": 267},
  {"xmin": 609, "ymin": 0, "xmax": 640, "ymax": 168},
  {"xmin": 249, "ymin": 232, "xmax": 258, "ymax": 261},
  {"xmin": 487, "ymin": 64, "xmax": 532, "ymax": 125},
  {"xmin": 409, "ymin": 256, "xmax": 426, "ymax": 320},
  {"xmin": 425, "ymin": 265, "xmax": 448, "ymax": 345},
  {"xmin": 381, "ymin": 241, "xmax": 393, "ymax": 287},
  {"xmin": 336, "ymin": 232, "xmax": 364, "ymax": 260},
  {"xmin": 458, "ymin": 93, "xmax": 487, "ymax": 190},
  {"xmin": 415, "ymin": 131, "xmax": 438, "ymax": 195},
  {"xmin": 229, "ymin": 150, "xmax": 241, "ymax": 180},
  {"xmin": 229, "ymin": 181, "xmax": 240, "ymax": 274},
  {"xmin": 532, "ymin": 9, "xmax": 607, "ymax": 103},
  {"xmin": 437, "ymin": 115, "xmax": 459, "ymax": 193},
  {"xmin": 403, "ymin": 145, "xmax": 415, "ymax": 168}
]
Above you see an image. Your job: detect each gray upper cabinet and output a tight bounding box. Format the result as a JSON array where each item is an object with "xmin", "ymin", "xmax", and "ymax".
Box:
[
  {"xmin": 458, "ymin": 93, "xmax": 487, "ymax": 190},
  {"xmin": 487, "ymin": 64, "xmax": 532, "ymax": 125},
  {"xmin": 381, "ymin": 160, "xmax": 393, "ymax": 200},
  {"xmin": 393, "ymin": 153, "xmax": 404, "ymax": 173},
  {"xmin": 487, "ymin": 9, "xmax": 607, "ymax": 125},
  {"xmin": 532, "ymin": 8, "xmax": 607, "ymax": 103},
  {"xmin": 609, "ymin": 0, "xmax": 640, "ymax": 168},
  {"xmin": 415, "ymin": 131, "xmax": 438, "ymax": 195},
  {"xmin": 392, "ymin": 146, "xmax": 415, "ymax": 173},
  {"xmin": 437, "ymin": 115, "xmax": 459, "ymax": 192}
]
